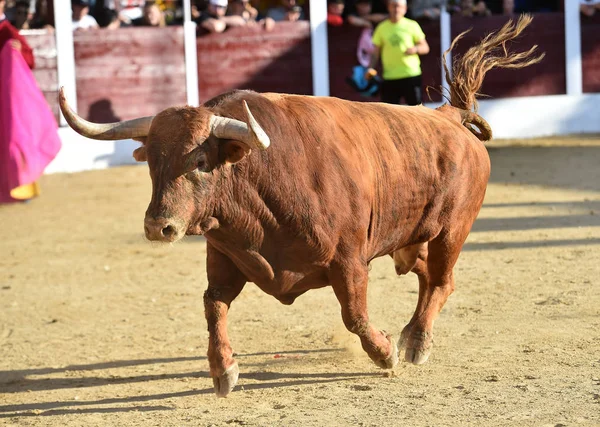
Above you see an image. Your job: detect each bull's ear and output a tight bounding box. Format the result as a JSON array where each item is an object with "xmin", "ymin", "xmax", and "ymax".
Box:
[
  {"xmin": 222, "ymin": 140, "xmax": 251, "ymax": 165},
  {"xmin": 132, "ymin": 136, "xmax": 148, "ymax": 162},
  {"xmin": 133, "ymin": 146, "xmax": 147, "ymax": 162}
]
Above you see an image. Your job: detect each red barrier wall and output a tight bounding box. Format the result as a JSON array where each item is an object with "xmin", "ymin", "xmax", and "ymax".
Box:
[
  {"xmin": 197, "ymin": 22, "xmax": 313, "ymax": 103},
  {"xmin": 22, "ymin": 13, "xmax": 599, "ymax": 125},
  {"xmin": 23, "ymin": 27, "xmax": 186, "ymax": 123},
  {"xmin": 25, "ymin": 31, "xmax": 59, "ymax": 121},
  {"xmin": 450, "ymin": 13, "xmax": 566, "ymax": 98},
  {"xmin": 74, "ymin": 27, "xmax": 187, "ymax": 122},
  {"xmin": 582, "ymin": 14, "xmax": 600, "ymax": 93}
]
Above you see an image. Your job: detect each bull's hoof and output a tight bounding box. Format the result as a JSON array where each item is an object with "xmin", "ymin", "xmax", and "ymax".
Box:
[
  {"xmin": 404, "ymin": 346, "xmax": 431, "ymax": 365},
  {"xmin": 212, "ymin": 363, "xmax": 239, "ymax": 397},
  {"xmin": 399, "ymin": 328, "xmax": 433, "ymax": 365},
  {"xmin": 372, "ymin": 334, "xmax": 399, "ymax": 369},
  {"xmin": 398, "ymin": 325, "xmax": 411, "ymax": 348}
]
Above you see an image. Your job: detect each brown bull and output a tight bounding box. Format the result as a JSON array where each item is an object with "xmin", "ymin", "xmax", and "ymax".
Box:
[{"xmin": 58, "ymin": 16, "xmax": 543, "ymax": 397}]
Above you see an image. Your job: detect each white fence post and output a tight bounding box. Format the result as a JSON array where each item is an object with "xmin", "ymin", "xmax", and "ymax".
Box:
[
  {"xmin": 565, "ymin": 0, "xmax": 582, "ymax": 96},
  {"xmin": 440, "ymin": 3, "xmax": 452, "ymax": 100},
  {"xmin": 309, "ymin": 0, "xmax": 330, "ymax": 96},
  {"xmin": 183, "ymin": 0, "xmax": 200, "ymax": 106},
  {"xmin": 53, "ymin": 0, "xmax": 77, "ymax": 126}
]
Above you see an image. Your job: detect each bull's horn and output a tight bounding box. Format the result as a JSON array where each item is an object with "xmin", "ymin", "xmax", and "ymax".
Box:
[
  {"xmin": 58, "ymin": 87, "xmax": 153, "ymax": 140},
  {"xmin": 209, "ymin": 101, "xmax": 270, "ymax": 150}
]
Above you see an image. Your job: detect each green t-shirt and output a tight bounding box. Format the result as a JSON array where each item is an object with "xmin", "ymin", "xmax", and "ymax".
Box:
[{"xmin": 372, "ymin": 18, "xmax": 426, "ymax": 80}]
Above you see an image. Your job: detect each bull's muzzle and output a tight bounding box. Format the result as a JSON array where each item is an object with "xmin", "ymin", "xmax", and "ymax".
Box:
[{"xmin": 144, "ymin": 217, "xmax": 183, "ymax": 242}]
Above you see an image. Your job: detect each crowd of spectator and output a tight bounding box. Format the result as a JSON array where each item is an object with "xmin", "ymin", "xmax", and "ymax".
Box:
[
  {"xmin": 0, "ymin": 0, "xmax": 305, "ymax": 33},
  {"xmin": 335, "ymin": 0, "xmax": 563, "ymax": 29},
  {"xmin": 1, "ymin": 0, "xmax": 571, "ymax": 35}
]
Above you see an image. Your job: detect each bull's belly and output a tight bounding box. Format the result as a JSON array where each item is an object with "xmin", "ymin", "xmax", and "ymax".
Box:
[
  {"xmin": 236, "ymin": 255, "xmax": 330, "ymax": 304},
  {"xmin": 368, "ymin": 220, "xmax": 441, "ymax": 261},
  {"xmin": 206, "ymin": 234, "xmax": 330, "ymax": 304},
  {"xmin": 257, "ymin": 269, "xmax": 330, "ymax": 305}
]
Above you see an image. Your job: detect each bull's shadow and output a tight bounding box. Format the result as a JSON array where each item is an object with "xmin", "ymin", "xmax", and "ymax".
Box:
[
  {"xmin": 0, "ymin": 369, "xmax": 374, "ymax": 418},
  {"xmin": 486, "ymin": 140, "xmax": 600, "ymax": 193},
  {"xmin": 0, "ymin": 348, "xmax": 380, "ymax": 418},
  {"xmin": 466, "ymin": 141, "xmax": 600, "ymax": 245},
  {"xmin": 0, "ymin": 348, "xmax": 381, "ymax": 419}
]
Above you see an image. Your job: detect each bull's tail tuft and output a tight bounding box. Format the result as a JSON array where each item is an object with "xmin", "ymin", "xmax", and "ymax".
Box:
[{"xmin": 444, "ymin": 14, "xmax": 545, "ymax": 113}]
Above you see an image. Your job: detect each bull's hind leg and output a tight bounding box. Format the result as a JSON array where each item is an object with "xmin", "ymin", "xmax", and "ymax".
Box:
[
  {"xmin": 204, "ymin": 243, "xmax": 246, "ymax": 397},
  {"xmin": 330, "ymin": 260, "xmax": 398, "ymax": 369},
  {"xmin": 400, "ymin": 227, "xmax": 469, "ymax": 365}
]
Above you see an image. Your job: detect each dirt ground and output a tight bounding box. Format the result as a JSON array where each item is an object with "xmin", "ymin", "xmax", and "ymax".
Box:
[{"xmin": 1, "ymin": 135, "xmax": 599, "ymax": 426}]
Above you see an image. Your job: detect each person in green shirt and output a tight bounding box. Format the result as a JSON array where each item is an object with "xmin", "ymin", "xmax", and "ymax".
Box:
[{"xmin": 366, "ymin": 0, "xmax": 430, "ymax": 105}]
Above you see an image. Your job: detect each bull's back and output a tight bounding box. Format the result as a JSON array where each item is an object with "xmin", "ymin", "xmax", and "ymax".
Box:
[
  {"xmin": 274, "ymin": 96, "xmax": 489, "ymax": 256},
  {"xmin": 218, "ymin": 91, "xmax": 490, "ymax": 261}
]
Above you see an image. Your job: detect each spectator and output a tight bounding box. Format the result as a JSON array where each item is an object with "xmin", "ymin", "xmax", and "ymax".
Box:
[
  {"xmin": 104, "ymin": 7, "xmax": 127, "ymax": 27},
  {"xmin": 228, "ymin": 0, "xmax": 275, "ymax": 30},
  {"xmin": 344, "ymin": 0, "xmax": 384, "ymax": 98},
  {"xmin": 580, "ymin": 0, "xmax": 600, "ymax": 16},
  {"xmin": 191, "ymin": 0, "xmax": 204, "ymax": 19},
  {"xmin": 10, "ymin": 0, "xmax": 32, "ymax": 29},
  {"xmin": 1, "ymin": 0, "xmax": 61, "ymax": 203},
  {"xmin": 486, "ymin": 0, "xmax": 515, "ymax": 14},
  {"xmin": 346, "ymin": 0, "xmax": 386, "ymax": 29},
  {"xmin": 348, "ymin": 1, "xmax": 385, "ymax": 67},
  {"xmin": 89, "ymin": 0, "xmax": 129, "ymax": 28},
  {"xmin": 502, "ymin": 0, "xmax": 514, "ymax": 13},
  {"xmin": 72, "ymin": 0, "xmax": 99, "ymax": 30},
  {"xmin": 0, "ymin": 0, "xmax": 34, "ymax": 67},
  {"xmin": 327, "ymin": 0, "xmax": 345, "ymax": 26},
  {"xmin": 367, "ymin": 0, "xmax": 429, "ymax": 106},
  {"xmin": 444, "ymin": 0, "xmax": 461, "ymax": 13},
  {"xmin": 195, "ymin": 0, "xmax": 246, "ymax": 34},
  {"xmin": 266, "ymin": 0, "xmax": 304, "ymax": 21},
  {"xmin": 460, "ymin": 0, "xmax": 491, "ymax": 16},
  {"xmin": 409, "ymin": 0, "xmax": 441, "ymax": 19},
  {"xmin": 228, "ymin": 0, "xmax": 258, "ymax": 20},
  {"xmin": 249, "ymin": 0, "xmax": 268, "ymax": 17},
  {"xmin": 155, "ymin": 0, "xmax": 182, "ymax": 25},
  {"xmin": 27, "ymin": 0, "xmax": 54, "ymax": 30},
  {"xmin": 132, "ymin": 1, "xmax": 166, "ymax": 26},
  {"xmin": 119, "ymin": 0, "xmax": 145, "ymax": 22}
]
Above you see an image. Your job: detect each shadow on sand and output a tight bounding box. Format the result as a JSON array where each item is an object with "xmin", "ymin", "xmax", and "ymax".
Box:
[{"xmin": 0, "ymin": 348, "xmax": 378, "ymax": 417}]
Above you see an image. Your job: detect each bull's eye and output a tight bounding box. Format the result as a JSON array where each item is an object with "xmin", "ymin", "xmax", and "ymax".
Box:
[{"xmin": 197, "ymin": 158, "xmax": 208, "ymax": 172}]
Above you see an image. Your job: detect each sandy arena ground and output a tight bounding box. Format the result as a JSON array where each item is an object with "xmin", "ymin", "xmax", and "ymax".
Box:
[{"xmin": 1, "ymin": 135, "xmax": 599, "ymax": 426}]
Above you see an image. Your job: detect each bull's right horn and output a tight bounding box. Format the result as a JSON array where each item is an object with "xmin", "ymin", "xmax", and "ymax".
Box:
[
  {"xmin": 209, "ymin": 101, "xmax": 270, "ymax": 150},
  {"xmin": 58, "ymin": 87, "xmax": 154, "ymax": 140}
]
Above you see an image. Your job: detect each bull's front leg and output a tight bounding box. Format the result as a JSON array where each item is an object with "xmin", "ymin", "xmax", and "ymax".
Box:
[
  {"xmin": 204, "ymin": 243, "xmax": 246, "ymax": 397},
  {"xmin": 330, "ymin": 261, "xmax": 399, "ymax": 369}
]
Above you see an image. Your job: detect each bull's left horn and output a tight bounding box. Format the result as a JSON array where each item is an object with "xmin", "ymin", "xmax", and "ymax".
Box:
[
  {"xmin": 209, "ymin": 101, "xmax": 270, "ymax": 150},
  {"xmin": 58, "ymin": 87, "xmax": 154, "ymax": 140}
]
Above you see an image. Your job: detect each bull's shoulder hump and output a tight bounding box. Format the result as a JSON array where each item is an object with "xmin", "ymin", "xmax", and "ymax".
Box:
[{"xmin": 261, "ymin": 93, "xmax": 286, "ymax": 102}]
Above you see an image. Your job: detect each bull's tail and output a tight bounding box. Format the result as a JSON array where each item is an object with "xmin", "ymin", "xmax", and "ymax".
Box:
[{"xmin": 443, "ymin": 14, "xmax": 545, "ymax": 141}]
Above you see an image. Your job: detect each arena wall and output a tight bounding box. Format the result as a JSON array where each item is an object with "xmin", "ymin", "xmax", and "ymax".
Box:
[{"xmin": 22, "ymin": 13, "xmax": 600, "ymax": 174}]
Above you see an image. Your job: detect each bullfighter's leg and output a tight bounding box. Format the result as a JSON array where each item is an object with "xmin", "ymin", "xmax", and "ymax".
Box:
[
  {"xmin": 330, "ymin": 261, "xmax": 398, "ymax": 369},
  {"xmin": 204, "ymin": 243, "xmax": 246, "ymax": 397},
  {"xmin": 400, "ymin": 228, "xmax": 469, "ymax": 365}
]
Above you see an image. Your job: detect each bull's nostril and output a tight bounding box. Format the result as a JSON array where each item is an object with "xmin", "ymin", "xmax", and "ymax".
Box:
[
  {"xmin": 144, "ymin": 225, "xmax": 150, "ymax": 236},
  {"xmin": 161, "ymin": 225, "xmax": 175, "ymax": 238}
]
